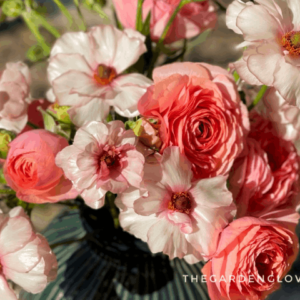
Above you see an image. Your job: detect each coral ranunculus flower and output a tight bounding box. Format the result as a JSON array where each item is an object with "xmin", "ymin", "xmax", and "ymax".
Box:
[
  {"xmin": 226, "ymin": 0, "xmax": 300, "ymax": 106},
  {"xmin": 47, "ymin": 25, "xmax": 152, "ymax": 126},
  {"xmin": 0, "ymin": 207, "xmax": 57, "ymax": 299},
  {"xmin": 229, "ymin": 113, "xmax": 299, "ymax": 218},
  {"xmin": 202, "ymin": 214, "xmax": 299, "ymax": 300},
  {"xmin": 56, "ymin": 121, "xmax": 145, "ymax": 209},
  {"xmin": 0, "ymin": 62, "xmax": 31, "ymax": 133},
  {"xmin": 4, "ymin": 130, "xmax": 77, "ymax": 203},
  {"xmin": 138, "ymin": 62, "xmax": 249, "ymax": 179},
  {"xmin": 116, "ymin": 146, "xmax": 236, "ymax": 263},
  {"xmin": 113, "ymin": 0, "xmax": 217, "ymax": 44}
]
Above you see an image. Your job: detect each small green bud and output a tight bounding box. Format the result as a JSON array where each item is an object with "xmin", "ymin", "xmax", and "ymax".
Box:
[
  {"xmin": 48, "ymin": 104, "xmax": 71, "ymax": 124},
  {"xmin": 2, "ymin": 0, "xmax": 24, "ymax": 18},
  {"xmin": 0, "ymin": 130, "xmax": 15, "ymax": 159}
]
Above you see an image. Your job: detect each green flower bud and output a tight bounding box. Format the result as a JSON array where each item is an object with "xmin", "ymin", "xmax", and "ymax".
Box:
[
  {"xmin": 2, "ymin": 0, "xmax": 24, "ymax": 18},
  {"xmin": 0, "ymin": 130, "xmax": 15, "ymax": 159},
  {"xmin": 48, "ymin": 104, "xmax": 72, "ymax": 124}
]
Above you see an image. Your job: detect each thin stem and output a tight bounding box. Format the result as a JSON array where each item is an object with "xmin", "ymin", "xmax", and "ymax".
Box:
[
  {"xmin": 73, "ymin": 0, "xmax": 87, "ymax": 31},
  {"xmin": 248, "ymin": 85, "xmax": 268, "ymax": 111},
  {"xmin": 106, "ymin": 193, "xmax": 119, "ymax": 229},
  {"xmin": 52, "ymin": 0, "xmax": 74, "ymax": 27},
  {"xmin": 136, "ymin": 0, "xmax": 144, "ymax": 32},
  {"xmin": 27, "ymin": 121, "xmax": 40, "ymax": 129}
]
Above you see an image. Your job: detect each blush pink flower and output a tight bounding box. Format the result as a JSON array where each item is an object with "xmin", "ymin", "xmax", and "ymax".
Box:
[
  {"xmin": 113, "ymin": 0, "xmax": 217, "ymax": 44},
  {"xmin": 229, "ymin": 112, "xmax": 299, "ymax": 217},
  {"xmin": 0, "ymin": 207, "xmax": 57, "ymax": 299},
  {"xmin": 56, "ymin": 121, "xmax": 145, "ymax": 209},
  {"xmin": 47, "ymin": 25, "xmax": 152, "ymax": 126},
  {"xmin": 202, "ymin": 213, "xmax": 299, "ymax": 300},
  {"xmin": 0, "ymin": 62, "xmax": 31, "ymax": 133},
  {"xmin": 4, "ymin": 130, "xmax": 77, "ymax": 204},
  {"xmin": 138, "ymin": 62, "xmax": 249, "ymax": 179},
  {"xmin": 116, "ymin": 146, "xmax": 236, "ymax": 263},
  {"xmin": 226, "ymin": 0, "xmax": 300, "ymax": 106}
]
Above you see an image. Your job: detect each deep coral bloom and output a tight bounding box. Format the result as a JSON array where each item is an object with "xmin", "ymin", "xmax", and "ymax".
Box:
[
  {"xmin": 4, "ymin": 130, "xmax": 77, "ymax": 203},
  {"xmin": 229, "ymin": 113, "xmax": 299, "ymax": 217},
  {"xmin": 113, "ymin": 0, "xmax": 217, "ymax": 44},
  {"xmin": 226, "ymin": 0, "xmax": 300, "ymax": 106},
  {"xmin": 0, "ymin": 207, "xmax": 57, "ymax": 299},
  {"xmin": 202, "ymin": 214, "xmax": 299, "ymax": 300},
  {"xmin": 47, "ymin": 25, "xmax": 152, "ymax": 126},
  {"xmin": 56, "ymin": 121, "xmax": 145, "ymax": 209},
  {"xmin": 138, "ymin": 62, "xmax": 249, "ymax": 179},
  {"xmin": 116, "ymin": 146, "xmax": 236, "ymax": 263},
  {"xmin": 0, "ymin": 62, "xmax": 31, "ymax": 133}
]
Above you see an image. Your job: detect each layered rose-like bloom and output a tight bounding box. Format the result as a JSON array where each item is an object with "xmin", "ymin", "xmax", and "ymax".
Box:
[
  {"xmin": 0, "ymin": 207, "xmax": 57, "ymax": 299},
  {"xmin": 0, "ymin": 62, "xmax": 31, "ymax": 133},
  {"xmin": 113, "ymin": 0, "xmax": 217, "ymax": 44},
  {"xmin": 229, "ymin": 113, "xmax": 299, "ymax": 217},
  {"xmin": 138, "ymin": 118, "xmax": 162, "ymax": 149},
  {"xmin": 47, "ymin": 25, "xmax": 152, "ymax": 126},
  {"xmin": 202, "ymin": 213, "xmax": 299, "ymax": 300},
  {"xmin": 116, "ymin": 146, "xmax": 236, "ymax": 263},
  {"xmin": 4, "ymin": 130, "xmax": 77, "ymax": 203},
  {"xmin": 56, "ymin": 121, "xmax": 145, "ymax": 209},
  {"xmin": 226, "ymin": 0, "xmax": 300, "ymax": 106},
  {"xmin": 138, "ymin": 62, "xmax": 249, "ymax": 179}
]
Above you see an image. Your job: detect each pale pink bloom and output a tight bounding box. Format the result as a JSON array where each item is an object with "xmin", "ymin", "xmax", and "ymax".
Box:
[
  {"xmin": 0, "ymin": 207, "xmax": 57, "ymax": 299},
  {"xmin": 113, "ymin": 0, "xmax": 217, "ymax": 44},
  {"xmin": 226, "ymin": 0, "xmax": 300, "ymax": 106},
  {"xmin": 0, "ymin": 62, "xmax": 31, "ymax": 133},
  {"xmin": 4, "ymin": 130, "xmax": 78, "ymax": 204},
  {"xmin": 56, "ymin": 121, "xmax": 145, "ymax": 209},
  {"xmin": 116, "ymin": 146, "xmax": 236, "ymax": 263},
  {"xmin": 260, "ymin": 88, "xmax": 300, "ymax": 143},
  {"xmin": 47, "ymin": 25, "xmax": 152, "ymax": 126}
]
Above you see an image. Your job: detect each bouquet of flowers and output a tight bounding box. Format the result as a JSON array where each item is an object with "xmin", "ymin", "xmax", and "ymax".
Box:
[{"xmin": 0, "ymin": 0, "xmax": 300, "ymax": 299}]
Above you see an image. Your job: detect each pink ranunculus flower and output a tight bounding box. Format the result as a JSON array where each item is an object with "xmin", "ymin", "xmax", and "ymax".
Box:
[
  {"xmin": 138, "ymin": 62, "xmax": 249, "ymax": 179},
  {"xmin": 226, "ymin": 0, "xmax": 300, "ymax": 106},
  {"xmin": 47, "ymin": 25, "xmax": 152, "ymax": 127},
  {"xmin": 0, "ymin": 62, "xmax": 31, "ymax": 133},
  {"xmin": 116, "ymin": 146, "xmax": 236, "ymax": 263},
  {"xmin": 56, "ymin": 121, "xmax": 145, "ymax": 209},
  {"xmin": 202, "ymin": 213, "xmax": 299, "ymax": 300},
  {"xmin": 0, "ymin": 206, "xmax": 57, "ymax": 299},
  {"xmin": 229, "ymin": 112, "xmax": 299, "ymax": 218},
  {"xmin": 4, "ymin": 130, "xmax": 78, "ymax": 203},
  {"xmin": 113, "ymin": 0, "xmax": 217, "ymax": 44}
]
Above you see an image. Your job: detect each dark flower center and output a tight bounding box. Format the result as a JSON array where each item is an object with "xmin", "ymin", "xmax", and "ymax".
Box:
[
  {"xmin": 168, "ymin": 192, "xmax": 192, "ymax": 214},
  {"xmin": 282, "ymin": 31, "xmax": 300, "ymax": 56},
  {"xmin": 100, "ymin": 149, "xmax": 117, "ymax": 167},
  {"xmin": 94, "ymin": 64, "xmax": 117, "ymax": 85}
]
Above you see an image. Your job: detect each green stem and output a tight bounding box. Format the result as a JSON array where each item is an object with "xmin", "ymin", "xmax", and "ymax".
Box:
[
  {"xmin": 73, "ymin": 0, "xmax": 87, "ymax": 31},
  {"xmin": 0, "ymin": 189, "xmax": 16, "ymax": 195},
  {"xmin": 136, "ymin": 0, "xmax": 144, "ymax": 32},
  {"xmin": 248, "ymin": 85, "xmax": 268, "ymax": 111},
  {"xmin": 52, "ymin": 0, "xmax": 74, "ymax": 27},
  {"xmin": 27, "ymin": 121, "xmax": 40, "ymax": 129},
  {"xmin": 106, "ymin": 193, "xmax": 119, "ymax": 229},
  {"xmin": 31, "ymin": 11, "xmax": 61, "ymax": 38}
]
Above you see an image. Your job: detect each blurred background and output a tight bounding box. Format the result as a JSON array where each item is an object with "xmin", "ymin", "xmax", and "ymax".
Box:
[{"xmin": 0, "ymin": 0, "xmax": 299, "ymax": 299}]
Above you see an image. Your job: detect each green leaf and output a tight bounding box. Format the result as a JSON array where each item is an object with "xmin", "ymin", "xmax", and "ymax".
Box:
[
  {"xmin": 106, "ymin": 113, "xmax": 113, "ymax": 122},
  {"xmin": 0, "ymin": 169, "xmax": 7, "ymax": 184},
  {"xmin": 133, "ymin": 119, "xmax": 143, "ymax": 136},
  {"xmin": 124, "ymin": 120, "xmax": 136, "ymax": 130},
  {"xmin": 141, "ymin": 11, "xmax": 151, "ymax": 36},
  {"xmin": 37, "ymin": 107, "xmax": 56, "ymax": 132}
]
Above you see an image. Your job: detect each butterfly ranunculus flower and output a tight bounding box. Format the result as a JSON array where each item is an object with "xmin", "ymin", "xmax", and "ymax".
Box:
[
  {"xmin": 116, "ymin": 146, "xmax": 236, "ymax": 263},
  {"xmin": 0, "ymin": 62, "xmax": 31, "ymax": 133},
  {"xmin": 229, "ymin": 112, "xmax": 299, "ymax": 218},
  {"xmin": 259, "ymin": 88, "xmax": 300, "ymax": 144},
  {"xmin": 138, "ymin": 62, "xmax": 249, "ymax": 179},
  {"xmin": 226, "ymin": 0, "xmax": 300, "ymax": 106},
  {"xmin": 202, "ymin": 213, "xmax": 299, "ymax": 300},
  {"xmin": 47, "ymin": 25, "xmax": 152, "ymax": 126},
  {"xmin": 4, "ymin": 130, "xmax": 77, "ymax": 203},
  {"xmin": 0, "ymin": 207, "xmax": 57, "ymax": 299},
  {"xmin": 56, "ymin": 121, "xmax": 145, "ymax": 209},
  {"xmin": 113, "ymin": 0, "xmax": 217, "ymax": 44}
]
